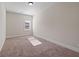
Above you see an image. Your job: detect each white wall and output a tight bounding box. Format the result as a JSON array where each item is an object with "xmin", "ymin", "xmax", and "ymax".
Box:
[
  {"xmin": 0, "ymin": 3, "xmax": 6, "ymax": 51},
  {"xmin": 33, "ymin": 4, "xmax": 79, "ymax": 52},
  {"xmin": 6, "ymin": 12, "xmax": 33, "ymax": 38}
]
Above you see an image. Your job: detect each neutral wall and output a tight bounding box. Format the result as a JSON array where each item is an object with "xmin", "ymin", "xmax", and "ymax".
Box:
[
  {"xmin": 6, "ymin": 12, "xmax": 33, "ymax": 38},
  {"xmin": 0, "ymin": 3, "xmax": 6, "ymax": 51},
  {"xmin": 33, "ymin": 4, "xmax": 79, "ymax": 52}
]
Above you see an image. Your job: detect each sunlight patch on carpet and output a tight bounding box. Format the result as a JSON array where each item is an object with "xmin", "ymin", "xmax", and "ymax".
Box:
[{"xmin": 28, "ymin": 37, "xmax": 42, "ymax": 46}]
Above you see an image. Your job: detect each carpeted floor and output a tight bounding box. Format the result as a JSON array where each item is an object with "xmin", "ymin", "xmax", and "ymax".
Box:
[{"xmin": 0, "ymin": 36, "xmax": 79, "ymax": 57}]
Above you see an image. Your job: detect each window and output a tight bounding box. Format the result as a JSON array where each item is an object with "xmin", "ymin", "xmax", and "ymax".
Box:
[{"xmin": 25, "ymin": 21, "xmax": 31, "ymax": 30}]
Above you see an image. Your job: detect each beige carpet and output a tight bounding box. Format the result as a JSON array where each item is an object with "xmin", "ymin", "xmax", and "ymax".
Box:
[{"xmin": 0, "ymin": 36, "xmax": 79, "ymax": 57}]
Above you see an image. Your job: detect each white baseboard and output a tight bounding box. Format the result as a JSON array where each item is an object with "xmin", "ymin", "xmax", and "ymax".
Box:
[
  {"xmin": 0, "ymin": 38, "xmax": 6, "ymax": 52},
  {"xmin": 34, "ymin": 34, "xmax": 79, "ymax": 53},
  {"xmin": 6, "ymin": 34, "xmax": 32, "ymax": 39}
]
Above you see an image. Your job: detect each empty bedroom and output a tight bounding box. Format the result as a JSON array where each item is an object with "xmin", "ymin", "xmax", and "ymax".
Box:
[{"xmin": 0, "ymin": 2, "xmax": 79, "ymax": 57}]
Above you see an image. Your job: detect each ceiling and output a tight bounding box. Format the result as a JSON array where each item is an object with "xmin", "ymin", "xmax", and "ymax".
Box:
[
  {"xmin": 5, "ymin": 2, "xmax": 54, "ymax": 15},
  {"xmin": 5, "ymin": 2, "xmax": 79, "ymax": 15}
]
